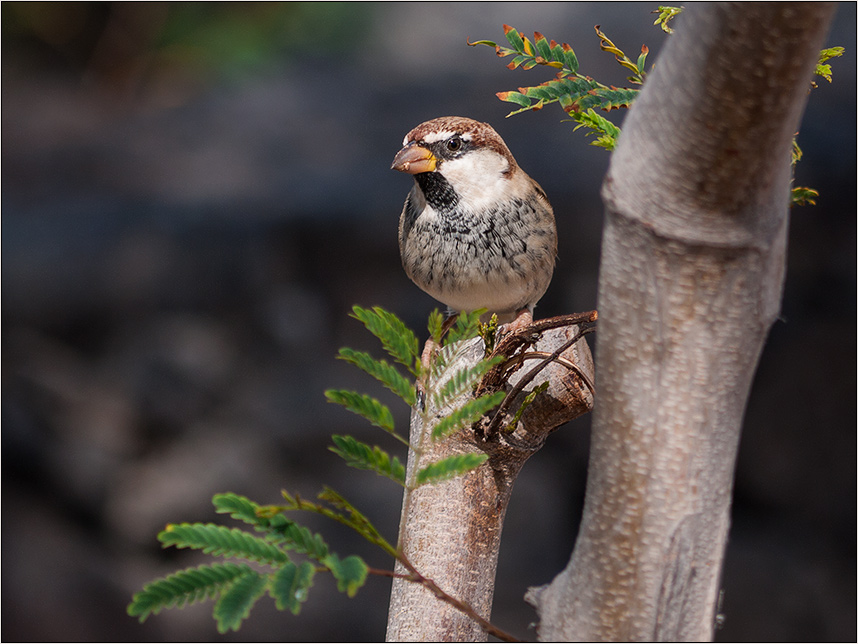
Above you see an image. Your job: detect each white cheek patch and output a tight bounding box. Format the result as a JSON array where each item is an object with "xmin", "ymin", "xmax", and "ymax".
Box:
[{"xmin": 440, "ymin": 150, "xmax": 514, "ymax": 210}]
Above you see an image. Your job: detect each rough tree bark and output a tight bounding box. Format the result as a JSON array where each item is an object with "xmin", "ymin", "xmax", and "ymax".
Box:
[{"xmin": 529, "ymin": 3, "xmax": 837, "ymax": 641}]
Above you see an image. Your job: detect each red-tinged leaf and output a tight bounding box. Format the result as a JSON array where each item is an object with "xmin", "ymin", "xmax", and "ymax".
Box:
[
  {"xmin": 534, "ymin": 31, "xmax": 546, "ymax": 42},
  {"xmin": 505, "ymin": 26, "xmax": 525, "ymax": 51},
  {"xmin": 641, "ymin": 44, "xmax": 649, "ymax": 54},
  {"xmin": 503, "ymin": 24, "xmax": 513, "ymax": 35},
  {"xmin": 523, "ymin": 84, "xmax": 552, "ymax": 99},
  {"xmin": 550, "ymin": 39, "xmax": 558, "ymax": 49},
  {"xmin": 507, "ymin": 54, "xmax": 526, "ymax": 70},
  {"xmin": 557, "ymin": 42, "xmax": 579, "ymax": 73},
  {"xmin": 635, "ymin": 50, "xmax": 648, "ymax": 79},
  {"xmin": 496, "ymin": 91, "xmax": 531, "ymax": 107}
]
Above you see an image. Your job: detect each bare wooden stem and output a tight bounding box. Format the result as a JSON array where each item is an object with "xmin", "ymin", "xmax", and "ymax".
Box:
[
  {"xmin": 385, "ymin": 316, "xmax": 595, "ymax": 641},
  {"xmin": 529, "ymin": 3, "xmax": 837, "ymax": 641}
]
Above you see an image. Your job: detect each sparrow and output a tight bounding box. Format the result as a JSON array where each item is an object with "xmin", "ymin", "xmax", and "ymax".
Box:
[{"xmin": 392, "ymin": 116, "xmax": 557, "ymax": 325}]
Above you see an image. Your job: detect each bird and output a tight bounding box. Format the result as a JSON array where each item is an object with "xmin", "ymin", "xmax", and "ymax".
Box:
[{"xmin": 391, "ymin": 116, "xmax": 557, "ymax": 325}]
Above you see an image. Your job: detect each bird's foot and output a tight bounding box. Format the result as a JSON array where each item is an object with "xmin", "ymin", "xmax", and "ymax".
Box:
[{"xmin": 503, "ymin": 307, "xmax": 534, "ymax": 334}]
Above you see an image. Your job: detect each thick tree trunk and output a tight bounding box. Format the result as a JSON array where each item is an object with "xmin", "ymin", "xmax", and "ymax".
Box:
[
  {"xmin": 386, "ymin": 319, "xmax": 595, "ymax": 641},
  {"xmin": 530, "ymin": 3, "xmax": 836, "ymax": 641}
]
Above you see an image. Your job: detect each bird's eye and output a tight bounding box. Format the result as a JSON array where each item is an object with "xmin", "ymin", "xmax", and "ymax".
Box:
[{"xmin": 446, "ymin": 136, "xmax": 463, "ymax": 152}]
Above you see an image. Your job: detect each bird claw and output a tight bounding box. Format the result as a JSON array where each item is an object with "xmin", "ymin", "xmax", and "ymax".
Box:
[{"xmin": 509, "ymin": 307, "xmax": 533, "ymax": 331}]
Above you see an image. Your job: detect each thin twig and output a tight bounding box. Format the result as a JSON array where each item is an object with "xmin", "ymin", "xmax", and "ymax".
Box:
[
  {"xmin": 395, "ymin": 552, "xmax": 523, "ymax": 643},
  {"xmin": 478, "ymin": 310, "xmax": 598, "ymax": 394},
  {"xmin": 517, "ymin": 351, "xmax": 596, "ymax": 397},
  {"xmin": 367, "ymin": 567, "xmax": 411, "ymax": 580},
  {"xmin": 493, "ymin": 310, "xmax": 598, "ymax": 356},
  {"xmin": 485, "ymin": 321, "xmax": 596, "ymax": 437}
]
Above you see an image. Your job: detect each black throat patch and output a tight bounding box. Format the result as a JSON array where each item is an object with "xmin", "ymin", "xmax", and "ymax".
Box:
[{"xmin": 414, "ymin": 171, "xmax": 459, "ymax": 215}]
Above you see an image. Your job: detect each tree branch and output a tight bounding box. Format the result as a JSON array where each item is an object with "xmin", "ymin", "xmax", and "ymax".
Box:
[
  {"xmin": 386, "ymin": 319, "xmax": 595, "ymax": 641},
  {"xmin": 530, "ymin": 3, "xmax": 837, "ymax": 641}
]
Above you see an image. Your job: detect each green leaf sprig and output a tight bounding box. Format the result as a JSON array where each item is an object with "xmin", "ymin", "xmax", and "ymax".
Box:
[
  {"xmin": 472, "ymin": 14, "xmax": 843, "ymax": 202},
  {"xmin": 128, "ymin": 493, "xmax": 369, "ymax": 632},
  {"xmin": 469, "ymin": 23, "xmax": 648, "ymax": 149}
]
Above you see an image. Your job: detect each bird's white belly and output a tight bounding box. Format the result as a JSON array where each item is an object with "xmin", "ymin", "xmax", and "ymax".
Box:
[{"xmin": 427, "ymin": 270, "xmax": 534, "ymax": 316}]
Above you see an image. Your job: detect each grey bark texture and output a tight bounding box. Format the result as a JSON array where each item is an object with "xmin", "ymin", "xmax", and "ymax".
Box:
[
  {"xmin": 386, "ymin": 321, "xmax": 595, "ymax": 642},
  {"xmin": 530, "ymin": 3, "xmax": 837, "ymax": 642}
]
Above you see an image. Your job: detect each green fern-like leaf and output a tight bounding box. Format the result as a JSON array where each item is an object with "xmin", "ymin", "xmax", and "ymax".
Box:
[
  {"xmin": 429, "ymin": 310, "xmax": 486, "ymax": 375},
  {"xmin": 351, "ymin": 305, "xmax": 420, "ymax": 376},
  {"xmin": 213, "ymin": 493, "xmax": 264, "ymax": 528},
  {"xmin": 593, "ymin": 86, "xmax": 639, "ymax": 110},
  {"xmin": 432, "ymin": 355, "xmax": 504, "ymax": 410},
  {"xmin": 322, "ymin": 553, "xmax": 369, "ymax": 597},
  {"xmin": 443, "ymin": 309, "xmax": 487, "ymax": 347},
  {"xmin": 329, "ymin": 434, "xmax": 406, "ymax": 485},
  {"xmin": 427, "ymin": 308, "xmax": 445, "ymax": 345},
  {"xmin": 469, "ymin": 25, "xmax": 579, "ymax": 76},
  {"xmin": 273, "ymin": 487, "xmax": 394, "ymax": 555},
  {"xmin": 415, "ymin": 453, "xmax": 490, "ymax": 486},
  {"xmin": 213, "ymin": 568, "xmax": 268, "ymax": 633},
  {"xmin": 431, "ymin": 391, "xmax": 506, "ymax": 440},
  {"xmin": 475, "ymin": 24, "xmax": 642, "ymax": 143},
  {"xmin": 128, "ymin": 562, "xmax": 254, "ymax": 622},
  {"xmin": 270, "ymin": 561, "xmax": 316, "ymax": 614},
  {"xmin": 159, "ymin": 523, "xmax": 289, "ymax": 566},
  {"xmin": 316, "ymin": 486, "xmax": 391, "ymax": 549},
  {"xmin": 337, "ymin": 347, "xmax": 416, "ymax": 406},
  {"xmin": 267, "ymin": 517, "xmax": 331, "ymax": 561},
  {"xmin": 570, "ymin": 108, "xmax": 623, "ymax": 150},
  {"xmin": 430, "ymin": 337, "xmax": 480, "ymax": 382},
  {"xmin": 500, "ymin": 75, "xmax": 634, "ymax": 119},
  {"xmin": 324, "ymin": 389, "xmax": 395, "ymax": 433}
]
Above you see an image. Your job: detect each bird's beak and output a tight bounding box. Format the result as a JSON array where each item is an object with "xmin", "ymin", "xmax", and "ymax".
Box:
[{"xmin": 391, "ymin": 144, "xmax": 437, "ymax": 174}]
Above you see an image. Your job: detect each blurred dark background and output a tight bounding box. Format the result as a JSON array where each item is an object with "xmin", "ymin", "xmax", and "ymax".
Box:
[{"xmin": 2, "ymin": 2, "xmax": 854, "ymax": 641}]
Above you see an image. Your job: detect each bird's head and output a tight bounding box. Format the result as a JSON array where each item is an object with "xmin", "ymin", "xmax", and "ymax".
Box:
[{"xmin": 391, "ymin": 116, "xmax": 524, "ymax": 212}]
